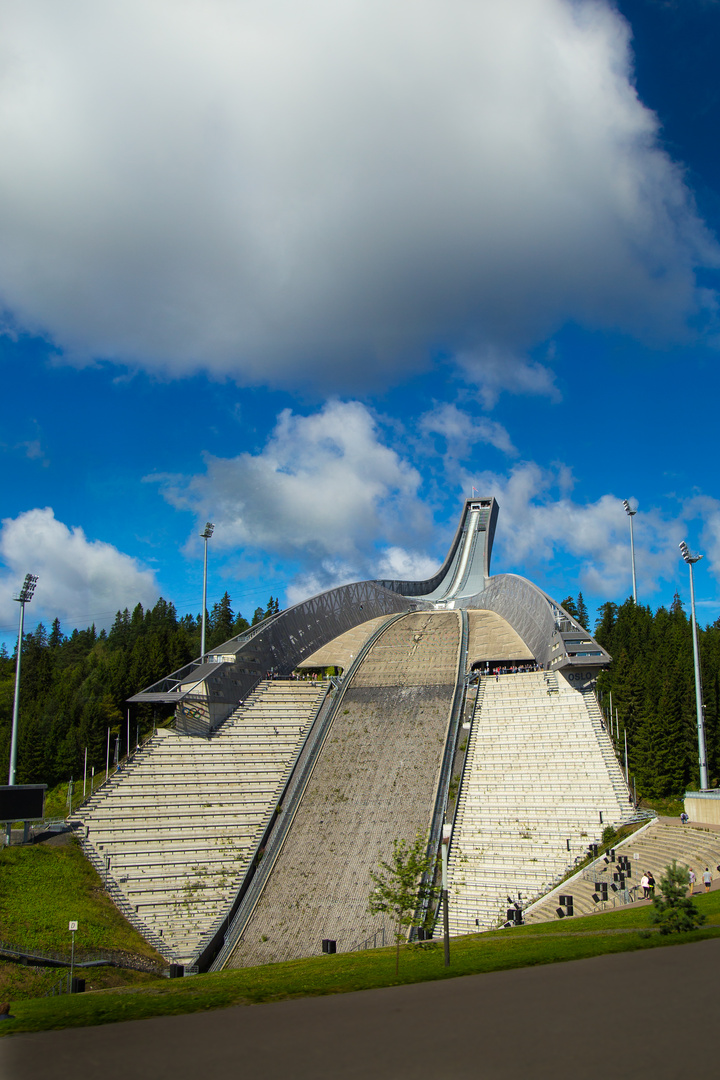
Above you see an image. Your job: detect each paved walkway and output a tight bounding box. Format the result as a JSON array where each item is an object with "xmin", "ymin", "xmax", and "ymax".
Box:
[{"xmin": 3, "ymin": 936, "xmax": 719, "ymax": 1079}]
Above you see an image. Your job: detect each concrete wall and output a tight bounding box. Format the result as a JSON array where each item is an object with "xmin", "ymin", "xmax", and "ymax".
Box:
[{"xmin": 685, "ymin": 793, "xmax": 720, "ymax": 826}]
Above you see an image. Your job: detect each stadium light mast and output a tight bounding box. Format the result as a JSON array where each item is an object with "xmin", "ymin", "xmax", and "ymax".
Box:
[
  {"xmin": 8, "ymin": 574, "xmax": 38, "ymax": 786},
  {"xmin": 200, "ymin": 522, "xmax": 214, "ymax": 660},
  {"xmin": 679, "ymin": 542, "xmax": 708, "ymax": 790},
  {"xmin": 622, "ymin": 500, "xmax": 637, "ymax": 603}
]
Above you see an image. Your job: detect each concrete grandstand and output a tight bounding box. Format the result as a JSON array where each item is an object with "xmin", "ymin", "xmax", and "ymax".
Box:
[{"xmin": 72, "ymin": 496, "xmax": 638, "ymax": 971}]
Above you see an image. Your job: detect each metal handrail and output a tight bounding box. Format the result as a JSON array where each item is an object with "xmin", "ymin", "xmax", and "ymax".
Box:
[
  {"xmin": 348, "ymin": 926, "xmax": 387, "ymax": 953},
  {"xmin": 0, "ymin": 937, "xmax": 165, "ymax": 973},
  {"xmin": 69, "ymin": 726, "xmax": 161, "ymax": 818},
  {"xmin": 415, "ymin": 609, "xmax": 469, "ymax": 937}
]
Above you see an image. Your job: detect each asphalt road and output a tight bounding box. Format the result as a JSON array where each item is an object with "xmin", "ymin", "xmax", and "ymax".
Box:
[{"xmin": 2, "ymin": 937, "xmax": 716, "ymax": 1080}]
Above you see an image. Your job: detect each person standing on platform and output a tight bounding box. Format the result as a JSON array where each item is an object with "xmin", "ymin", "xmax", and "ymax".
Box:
[{"xmin": 703, "ymin": 867, "xmax": 712, "ymax": 893}]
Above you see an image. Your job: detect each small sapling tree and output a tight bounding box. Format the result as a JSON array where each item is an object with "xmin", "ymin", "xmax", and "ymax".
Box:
[
  {"xmin": 369, "ymin": 833, "xmax": 438, "ymax": 976},
  {"xmin": 651, "ymin": 860, "xmax": 706, "ymax": 935}
]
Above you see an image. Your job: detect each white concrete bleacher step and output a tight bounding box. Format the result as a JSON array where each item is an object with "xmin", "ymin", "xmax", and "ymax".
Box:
[
  {"xmin": 447, "ymin": 670, "xmax": 636, "ymax": 935},
  {"xmin": 76, "ymin": 679, "xmax": 329, "ymax": 965},
  {"xmin": 524, "ymin": 819, "xmax": 720, "ymax": 922}
]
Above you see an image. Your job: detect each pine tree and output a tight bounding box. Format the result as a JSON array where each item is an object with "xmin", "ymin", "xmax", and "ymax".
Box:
[
  {"xmin": 651, "ymin": 861, "xmax": 705, "ymax": 934},
  {"xmin": 209, "ymin": 592, "xmax": 234, "ymax": 649},
  {"xmin": 48, "ymin": 618, "xmax": 63, "ymax": 649}
]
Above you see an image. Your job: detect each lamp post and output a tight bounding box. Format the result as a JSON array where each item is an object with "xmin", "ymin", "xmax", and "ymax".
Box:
[
  {"xmin": 8, "ymin": 574, "xmax": 38, "ymax": 786},
  {"xmin": 622, "ymin": 501, "xmax": 637, "ymax": 603},
  {"xmin": 679, "ymin": 542, "xmax": 708, "ymax": 790},
  {"xmin": 200, "ymin": 522, "xmax": 214, "ymax": 660}
]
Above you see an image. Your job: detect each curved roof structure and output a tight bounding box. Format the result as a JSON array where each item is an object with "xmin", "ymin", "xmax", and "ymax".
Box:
[{"xmin": 130, "ymin": 496, "xmax": 610, "ymax": 732}]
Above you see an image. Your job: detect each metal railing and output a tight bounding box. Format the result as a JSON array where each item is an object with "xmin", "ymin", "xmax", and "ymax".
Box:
[
  {"xmin": 44, "ymin": 974, "xmax": 68, "ymax": 997},
  {"xmin": 0, "ymin": 937, "xmax": 166, "ymax": 974},
  {"xmin": 348, "ymin": 926, "xmax": 387, "ymax": 953},
  {"xmin": 414, "ymin": 610, "xmax": 469, "ymax": 938}
]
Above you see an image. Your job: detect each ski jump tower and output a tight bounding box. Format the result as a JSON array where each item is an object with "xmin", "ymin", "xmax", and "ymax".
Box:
[{"xmin": 75, "ymin": 497, "xmax": 632, "ymax": 971}]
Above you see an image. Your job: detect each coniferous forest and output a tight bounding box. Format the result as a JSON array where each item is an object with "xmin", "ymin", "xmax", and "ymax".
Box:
[
  {"xmin": 0, "ymin": 593, "xmax": 279, "ymax": 790},
  {"xmin": 1, "ymin": 589, "xmax": 718, "ymax": 800}
]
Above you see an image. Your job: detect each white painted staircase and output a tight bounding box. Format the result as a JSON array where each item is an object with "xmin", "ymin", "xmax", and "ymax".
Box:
[
  {"xmin": 447, "ymin": 671, "xmax": 635, "ymax": 934},
  {"xmin": 525, "ymin": 818, "xmax": 720, "ymax": 922},
  {"xmin": 75, "ymin": 680, "xmax": 329, "ymax": 964}
]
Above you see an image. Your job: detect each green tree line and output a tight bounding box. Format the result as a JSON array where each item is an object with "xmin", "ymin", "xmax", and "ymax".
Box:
[
  {"xmin": 593, "ymin": 595, "xmax": 720, "ymax": 800},
  {"xmin": 1, "ymin": 587, "xmax": 718, "ymax": 802},
  {"xmin": 0, "ymin": 592, "xmax": 279, "ymax": 789}
]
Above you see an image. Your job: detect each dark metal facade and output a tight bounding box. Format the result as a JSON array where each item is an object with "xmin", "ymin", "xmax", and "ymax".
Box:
[
  {"xmin": 130, "ymin": 580, "xmax": 422, "ymax": 732},
  {"xmin": 129, "ymin": 495, "xmax": 609, "ymax": 730}
]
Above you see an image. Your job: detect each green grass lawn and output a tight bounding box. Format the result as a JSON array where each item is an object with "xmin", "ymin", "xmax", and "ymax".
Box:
[
  {"xmin": 3, "ymin": 889, "xmax": 719, "ymax": 1037},
  {"xmin": 0, "ymin": 834, "xmax": 163, "ymax": 958},
  {"xmin": 639, "ymin": 796, "xmax": 685, "ymax": 818}
]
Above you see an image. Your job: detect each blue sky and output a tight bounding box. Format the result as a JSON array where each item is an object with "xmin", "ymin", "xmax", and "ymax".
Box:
[{"xmin": 1, "ymin": 0, "xmax": 720, "ymax": 648}]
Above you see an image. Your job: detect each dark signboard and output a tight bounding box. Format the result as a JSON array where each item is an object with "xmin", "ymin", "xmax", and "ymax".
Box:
[{"xmin": 0, "ymin": 785, "xmax": 47, "ymax": 822}]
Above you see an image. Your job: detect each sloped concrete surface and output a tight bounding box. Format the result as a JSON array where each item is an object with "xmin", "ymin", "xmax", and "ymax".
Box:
[{"xmin": 225, "ymin": 611, "xmax": 461, "ymax": 967}]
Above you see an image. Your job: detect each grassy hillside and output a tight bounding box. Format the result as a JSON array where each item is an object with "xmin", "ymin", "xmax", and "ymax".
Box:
[
  {"xmin": 0, "ymin": 834, "xmax": 161, "ymax": 955},
  {"xmin": 0, "ymin": 832, "xmax": 165, "ymax": 1002}
]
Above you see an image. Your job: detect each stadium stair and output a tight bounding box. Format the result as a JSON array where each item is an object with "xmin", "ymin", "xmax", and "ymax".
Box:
[
  {"xmin": 524, "ymin": 818, "xmax": 720, "ymax": 922},
  {"xmin": 446, "ymin": 671, "xmax": 636, "ymax": 934},
  {"xmin": 74, "ymin": 680, "xmax": 330, "ymax": 965}
]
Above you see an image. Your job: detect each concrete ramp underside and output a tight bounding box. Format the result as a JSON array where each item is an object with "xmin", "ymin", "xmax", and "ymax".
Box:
[
  {"xmin": 224, "ymin": 611, "xmax": 461, "ymax": 968},
  {"xmin": 466, "ymin": 610, "xmax": 533, "ymax": 670},
  {"xmin": 297, "ymin": 616, "xmax": 389, "ymax": 671}
]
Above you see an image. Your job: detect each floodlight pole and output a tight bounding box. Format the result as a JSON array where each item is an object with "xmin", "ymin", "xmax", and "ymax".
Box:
[
  {"xmin": 200, "ymin": 522, "xmax": 214, "ymax": 660},
  {"xmin": 8, "ymin": 574, "xmax": 38, "ymax": 786},
  {"xmin": 623, "ymin": 501, "xmax": 637, "ymax": 603},
  {"xmin": 680, "ymin": 543, "xmax": 708, "ymax": 790}
]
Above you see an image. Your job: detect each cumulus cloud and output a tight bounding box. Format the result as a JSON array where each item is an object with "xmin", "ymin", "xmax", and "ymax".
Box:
[
  {"xmin": 151, "ymin": 400, "xmax": 437, "ymax": 598},
  {"xmin": 468, "ymin": 461, "xmax": 687, "ymax": 598},
  {"xmin": 0, "ymin": 508, "xmax": 159, "ymax": 631},
  {"xmin": 0, "ymin": 0, "xmax": 715, "ymax": 393},
  {"xmin": 419, "ymin": 403, "xmax": 517, "ymax": 458},
  {"xmin": 685, "ymin": 495, "xmax": 720, "ymax": 587}
]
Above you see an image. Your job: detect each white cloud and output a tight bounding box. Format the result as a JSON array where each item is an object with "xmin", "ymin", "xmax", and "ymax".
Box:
[
  {"xmin": 0, "ymin": 508, "xmax": 159, "ymax": 631},
  {"xmin": 284, "ymin": 545, "xmax": 439, "ymax": 606},
  {"xmin": 152, "ymin": 400, "xmax": 435, "ymax": 596},
  {"xmin": 0, "ymin": 0, "xmax": 715, "ymax": 393},
  {"xmin": 456, "ymin": 349, "xmax": 561, "ymax": 410},
  {"xmin": 373, "ymin": 547, "xmax": 439, "ymax": 583},
  {"xmin": 469, "ymin": 462, "xmax": 687, "ymax": 598},
  {"xmin": 685, "ymin": 495, "xmax": 720, "ymax": 588},
  {"xmin": 419, "ymin": 403, "xmax": 517, "ymax": 457}
]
